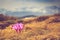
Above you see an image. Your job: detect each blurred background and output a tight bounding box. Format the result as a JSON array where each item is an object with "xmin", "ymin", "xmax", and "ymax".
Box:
[
  {"xmin": 0, "ymin": 0, "xmax": 60, "ymax": 17},
  {"xmin": 0, "ymin": 0, "xmax": 60, "ymax": 40}
]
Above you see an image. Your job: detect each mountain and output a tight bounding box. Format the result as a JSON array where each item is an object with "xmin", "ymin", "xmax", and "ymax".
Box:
[
  {"xmin": 17, "ymin": 15, "xmax": 37, "ymax": 19},
  {"xmin": 22, "ymin": 15, "xmax": 37, "ymax": 18}
]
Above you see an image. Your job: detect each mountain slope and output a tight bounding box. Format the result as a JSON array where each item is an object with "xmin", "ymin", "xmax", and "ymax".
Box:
[{"xmin": 0, "ymin": 14, "xmax": 60, "ymax": 40}]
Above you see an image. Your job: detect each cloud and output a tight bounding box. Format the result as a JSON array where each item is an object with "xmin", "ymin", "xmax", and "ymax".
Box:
[
  {"xmin": 15, "ymin": 5, "xmax": 60, "ymax": 14},
  {"xmin": 45, "ymin": 6, "xmax": 60, "ymax": 13},
  {"xmin": 0, "ymin": 0, "xmax": 59, "ymax": 10},
  {"xmin": 0, "ymin": 0, "xmax": 60, "ymax": 16},
  {"xmin": 35, "ymin": 0, "xmax": 60, "ymax": 2},
  {"xmin": 1, "ymin": 5, "xmax": 59, "ymax": 14},
  {"xmin": 14, "ymin": 0, "xmax": 60, "ymax": 2}
]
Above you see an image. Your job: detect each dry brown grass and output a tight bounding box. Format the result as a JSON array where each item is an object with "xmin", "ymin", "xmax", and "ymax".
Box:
[{"xmin": 0, "ymin": 14, "xmax": 60, "ymax": 40}]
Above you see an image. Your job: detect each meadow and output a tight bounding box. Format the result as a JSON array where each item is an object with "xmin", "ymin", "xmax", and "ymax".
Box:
[{"xmin": 0, "ymin": 14, "xmax": 60, "ymax": 40}]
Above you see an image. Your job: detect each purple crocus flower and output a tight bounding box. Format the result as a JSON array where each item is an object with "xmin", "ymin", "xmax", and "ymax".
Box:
[{"xmin": 12, "ymin": 23, "xmax": 24, "ymax": 33}]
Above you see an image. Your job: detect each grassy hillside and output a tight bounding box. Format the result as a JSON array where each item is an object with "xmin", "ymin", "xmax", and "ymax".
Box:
[{"xmin": 0, "ymin": 14, "xmax": 60, "ymax": 40}]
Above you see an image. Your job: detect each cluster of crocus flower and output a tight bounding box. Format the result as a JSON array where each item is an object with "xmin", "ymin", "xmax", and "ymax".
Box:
[{"xmin": 12, "ymin": 23, "xmax": 24, "ymax": 33}]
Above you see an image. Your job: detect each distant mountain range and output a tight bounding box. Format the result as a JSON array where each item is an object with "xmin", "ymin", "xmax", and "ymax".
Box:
[
  {"xmin": 17, "ymin": 15, "xmax": 37, "ymax": 19},
  {"xmin": 22, "ymin": 15, "xmax": 37, "ymax": 17}
]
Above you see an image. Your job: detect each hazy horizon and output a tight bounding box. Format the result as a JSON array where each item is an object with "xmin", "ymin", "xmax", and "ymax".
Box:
[{"xmin": 0, "ymin": 0, "xmax": 60, "ymax": 17}]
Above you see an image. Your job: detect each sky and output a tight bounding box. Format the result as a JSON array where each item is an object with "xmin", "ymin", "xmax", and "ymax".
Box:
[{"xmin": 0, "ymin": 0, "xmax": 60, "ymax": 17}]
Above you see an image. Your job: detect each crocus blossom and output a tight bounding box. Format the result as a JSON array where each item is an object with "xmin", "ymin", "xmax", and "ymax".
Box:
[{"xmin": 12, "ymin": 23, "xmax": 24, "ymax": 33}]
